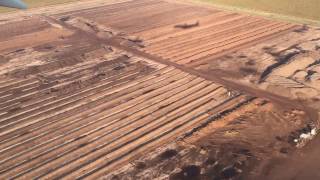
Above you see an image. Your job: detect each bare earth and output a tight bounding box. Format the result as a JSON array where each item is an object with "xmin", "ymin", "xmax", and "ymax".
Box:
[{"xmin": 0, "ymin": 0, "xmax": 319, "ymax": 179}]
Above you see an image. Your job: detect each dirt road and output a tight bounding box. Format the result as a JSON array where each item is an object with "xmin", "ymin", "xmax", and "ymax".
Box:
[{"xmin": 0, "ymin": 0, "xmax": 319, "ymax": 179}]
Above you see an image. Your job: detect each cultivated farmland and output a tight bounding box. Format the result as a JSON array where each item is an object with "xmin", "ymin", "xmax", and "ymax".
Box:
[{"xmin": 0, "ymin": 0, "xmax": 319, "ymax": 179}]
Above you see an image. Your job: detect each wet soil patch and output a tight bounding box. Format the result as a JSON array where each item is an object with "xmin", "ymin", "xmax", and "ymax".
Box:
[
  {"xmin": 307, "ymin": 59, "xmax": 320, "ymax": 68},
  {"xmin": 7, "ymin": 48, "xmax": 25, "ymax": 55},
  {"xmin": 160, "ymin": 149, "xmax": 178, "ymax": 160},
  {"xmin": 293, "ymin": 25, "xmax": 309, "ymax": 33},
  {"xmin": 134, "ymin": 161, "xmax": 147, "ymax": 170},
  {"xmin": 33, "ymin": 44, "xmax": 56, "ymax": 52},
  {"xmin": 170, "ymin": 165, "xmax": 201, "ymax": 180},
  {"xmin": 259, "ymin": 45, "xmax": 303, "ymax": 82},
  {"xmin": 305, "ymin": 70, "xmax": 317, "ymax": 81}
]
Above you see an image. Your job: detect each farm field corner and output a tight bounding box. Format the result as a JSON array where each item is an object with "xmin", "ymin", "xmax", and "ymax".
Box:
[{"xmin": 193, "ymin": 0, "xmax": 320, "ymax": 24}]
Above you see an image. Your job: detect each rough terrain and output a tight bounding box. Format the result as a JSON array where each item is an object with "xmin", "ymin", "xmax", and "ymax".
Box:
[{"xmin": 0, "ymin": 0, "xmax": 319, "ymax": 179}]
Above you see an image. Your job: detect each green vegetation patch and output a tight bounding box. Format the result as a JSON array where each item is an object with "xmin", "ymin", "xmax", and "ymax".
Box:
[{"xmin": 196, "ymin": 0, "xmax": 320, "ymax": 23}]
